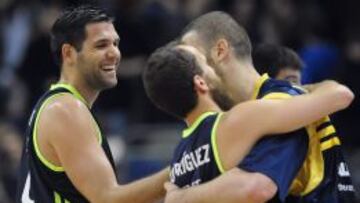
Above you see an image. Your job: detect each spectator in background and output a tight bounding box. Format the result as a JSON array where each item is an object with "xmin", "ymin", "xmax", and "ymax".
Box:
[
  {"xmin": 257, "ymin": 0, "xmax": 301, "ymax": 48},
  {"xmin": 297, "ymin": 3, "xmax": 341, "ymax": 84},
  {"xmin": 222, "ymin": 0, "xmax": 258, "ymax": 41},
  {"xmin": 0, "ymin": 123, "xmax": 22, "ymax": 202},
  {"xmin": 253, "ymin": 44, "xmax": 304, "ymax": 85},
  {"xmin": 17, "ymin": 2, "xmax": 61, "ymax": 114}
]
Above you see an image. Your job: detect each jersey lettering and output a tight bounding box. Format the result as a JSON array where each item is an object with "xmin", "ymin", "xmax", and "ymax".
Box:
[
  {"xmin": 338, "ymin": 162, "xmax": 351, "ymax": 177},
  {"xmin": 170, "ymin": 144, "xmax": 211, "ymax": 182}
]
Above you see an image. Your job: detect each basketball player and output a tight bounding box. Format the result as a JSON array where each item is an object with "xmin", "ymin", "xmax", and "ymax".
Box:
[
  {"xmin": 143, "ymin": 44, "xmax": 354, "ymax": 203},
  {"xmin": 177, "ymin": 11, "xmax": 356, "ymax": 202},
  {"xmin": 16, "ymin": 6, "xmax": 170, "ymax": 202}
]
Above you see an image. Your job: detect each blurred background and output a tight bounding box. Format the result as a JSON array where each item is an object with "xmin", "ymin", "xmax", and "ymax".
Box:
[{"xmin": 0, "ymin": 0, "xmax": 359, "ymax": 202}]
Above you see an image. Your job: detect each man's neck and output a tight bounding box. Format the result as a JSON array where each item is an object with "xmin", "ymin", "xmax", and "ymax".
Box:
[
  {"xmin": 185, "ymin": 97, "xmax": 221, "ymax": 127},
  {"xmin": 58, "ymin": 73, "xmax": 99, "ymax": 108},
  {"xmin": 222, "ymin": 59, "xmax": 261, "ymax": 103}
]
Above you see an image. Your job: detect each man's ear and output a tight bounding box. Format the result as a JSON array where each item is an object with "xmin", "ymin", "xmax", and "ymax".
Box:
[
  {"xmin": 210, "ymin": 38, "xmax": 230, "ymax": 63},
  {"xmin": 61, "ymin": 43, "xmax": 77, "ymax": 65},
  {"xmin": 193, "ymin": 75, "xmax": 209, "ymax": 93}
]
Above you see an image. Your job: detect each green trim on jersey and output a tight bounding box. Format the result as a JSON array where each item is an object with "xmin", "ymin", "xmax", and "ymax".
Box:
[
  {"xmin": 54, "ymin": 191, "xmax": 61, "ymax": 203},
  {"xmin": 33, "ymin": 93, "xmax": 67, "ymax": 172},
  {"xmin": 54, "ymin": 191, "xmax": 70, "ymax": 203},
  {"xmin": 182, "ymin": 112, "xmax": 217, "ymax": 138},
  {"xmin": 50, "ymin": 84, "xmax": 88, "ymax": 106},
  {"xmin": 50, "ymin": 83, "xmax": 102, "ymax": 144},
  {"xmin": 33, "ymin": 84, "xmax": 104, "ymax": 172},
  {"xmin": 211, "ymin": 113, "xmax": 225, "ymax": 174}
]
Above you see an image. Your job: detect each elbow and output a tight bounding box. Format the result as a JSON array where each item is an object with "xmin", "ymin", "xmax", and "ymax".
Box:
[
  {"xmin": 247, "ymin": 173, "xmax": 277, "ymax": 203},
  {"xmin": 335, "ymin": 85, "xmax": 354, "ymax": 110}
]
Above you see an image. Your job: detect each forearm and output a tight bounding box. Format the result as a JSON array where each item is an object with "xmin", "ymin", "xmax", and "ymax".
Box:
[
  {"xmin": 310, "ymin": 80, "xmax": 354, "ymax": 112},
  {"xmin": 263, "ymin": 81, "xmax": 353, "ymax": 134},
  {"xmin": 165, "ymin": 181, "xmax": 224, "ymax": 203},
  {"xmin": 288, "ymin": 81, "xmax": 353, "ymax": 122},
  {"xmin": 103, "ymin": 167, "xmax": 169, "ymax": 203},
  {"xmin": 165, "ymin": 169, "xmax": 276, "ymax": 203}
]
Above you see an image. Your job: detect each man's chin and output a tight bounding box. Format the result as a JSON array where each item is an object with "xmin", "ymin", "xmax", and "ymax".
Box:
[{"xmin": 99, "ymin": 78, "xmax": 118, "ymax": 90}]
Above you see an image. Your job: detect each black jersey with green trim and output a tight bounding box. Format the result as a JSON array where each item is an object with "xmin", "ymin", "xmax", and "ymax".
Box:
[
  {"xmin": 244, "ymin": 74, "xmax": 355, "ymax": 202},
  {"xmin": 169, "ymin": 112, "xmax": 222, "ymax": 188},
  {"xmin": 16, "ymin": 86, "xmax": 116, "ymax": 203}
]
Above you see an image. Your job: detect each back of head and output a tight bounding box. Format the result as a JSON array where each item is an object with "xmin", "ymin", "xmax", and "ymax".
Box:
[
  {"xmin": 50, "ymin": 5, "xmax": 113, "ymax": 66},
  {"xmin": 143, "ymin": 43, "xmax": 203, "ymax": 119},
  {"xmin": 253, "ymin": 44, "xmax": 304, "ymax": 77},
  {"xmin": 181, "ymin": 11, "xmax": 252, "ymax": 59}
]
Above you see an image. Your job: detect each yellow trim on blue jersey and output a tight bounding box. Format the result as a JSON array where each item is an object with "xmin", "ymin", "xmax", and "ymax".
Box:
[
  {"xmin": 289, "ymin": 115, "xmax": 340, "ymax": 196},
  {"xmin": 65, "ymin": 199, "xmax": 70, "ymax": 203},
  {"xmin": 321, "ymin": 137, "xmax": 341, "ymax": 151},
  {"xmin": 318, "ymin": 125, "xmax": 336, "ymax": 139},
  {"xmin": 261, "ymin": 90, "xmax": 325, "ymax": 196},
  {"xmin": 33, "ymin": 94, "xmax": 66, "ymax": 172},
  {"xmin": 289, "ymin": 125, "xmax": 325, "ymax": 195},
  {"xmin": 251, "ymin": 73, "xmax": 270, "ymax": 100},
  {"xmin": 50, "ymin": 84, "xmax": 103, "ymax": 145},
  {"xmin": 54, "ymin": 191, "xmax": 61, "ymax": 203},
  {"xmin": 182, "ymin": 112, "xmax": 217, "ymax": 138},
  {"xmin": 262, "ymin": 92, "xmax": 293, "ymax": 100},
  {"xmin": 211, "ymin": 113, "xmax": 225, "ymax": 174}
]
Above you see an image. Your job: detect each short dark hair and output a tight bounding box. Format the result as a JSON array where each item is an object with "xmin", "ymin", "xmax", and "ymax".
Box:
[
  {"xmin": 181, "ymin": 11, "xmax": 252, "ymax": 59},
  {"xmin": 143, "ymin": 44, "xmax": 203, "ymax": 119},
  {"xmin": 50, "ymin": 5, "xmax": 114, "ymax": 65},
  {"xmin": 253, "ymin": 44, "xmax": 304, "ymax": 77}
]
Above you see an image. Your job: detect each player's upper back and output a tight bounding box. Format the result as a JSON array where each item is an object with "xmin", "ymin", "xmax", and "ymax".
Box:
[{"xmin": 170, "ymin": 112, "xmax": 224, "ymax": 188}]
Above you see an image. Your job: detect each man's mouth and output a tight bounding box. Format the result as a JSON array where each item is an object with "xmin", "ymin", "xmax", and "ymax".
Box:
[{"xmin": 101, "ymin": 65, "xmax": 117, "ymax": 72}]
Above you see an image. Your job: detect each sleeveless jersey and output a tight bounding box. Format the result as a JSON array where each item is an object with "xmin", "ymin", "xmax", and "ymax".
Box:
[
  {"xmin": 169, "ymin": 112, "xmax": 222, "ymax": 187},
  {"xmin": 16, "ymin": 84, "xmax": 116, "ymax": 203}
]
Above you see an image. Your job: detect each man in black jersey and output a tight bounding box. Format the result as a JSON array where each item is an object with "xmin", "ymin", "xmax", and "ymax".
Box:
[
  {"xmin": 165, "ymin": 11, "xmax": 356, "ymax": 202},
  {"xmin": 16, "ymin": 5, "xmax": 171, "ymax": 203},
  {"xmin": 143, "ymin": 44, "xmax": 353, "ymax": 203}
]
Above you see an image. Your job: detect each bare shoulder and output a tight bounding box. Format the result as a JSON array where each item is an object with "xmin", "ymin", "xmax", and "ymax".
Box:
[
  {"xmin": 38, "ymin": 93, "xmax": 94, "ymax": 140},
  {"xmin": 44, "ymin": 93, "xmax": 89, "ymax": 117}
]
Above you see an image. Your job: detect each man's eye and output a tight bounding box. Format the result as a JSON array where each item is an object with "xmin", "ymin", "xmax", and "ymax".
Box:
[{"xmin": 96, "ymin": 43, "xmax": 107, "ymax": 49}]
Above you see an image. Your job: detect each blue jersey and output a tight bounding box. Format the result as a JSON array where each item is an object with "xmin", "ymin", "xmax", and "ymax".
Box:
[
  {"xmin": 170, "ymin": 112, "xmax": 222, "ymax": 187},
  {"xmin": 242, "ymin": 74, "xmax": 355, "ymax": 202},
  {"xmin": 239, "ymin": 74, "xmax": 310, "ymax": 202},
  {"xmin": 16, "ymin": 84, "xmax": 116, "ymax": 203}
]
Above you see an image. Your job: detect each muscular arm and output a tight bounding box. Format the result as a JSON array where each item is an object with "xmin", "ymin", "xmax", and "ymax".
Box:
[
  {"xmin": 214, "ymin": 81, "xmax": 353, "ymax": 172},
  {"xmin": 224, "ymin": 80, "xmax": 353, "ymax": 138},
  {"xmin": 39, "ymin": 94, "xmax": 167, "ymax": 203},
  {"xmin": 165, "ymin": 168, "xmax": 276, "ymax": 203}
]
